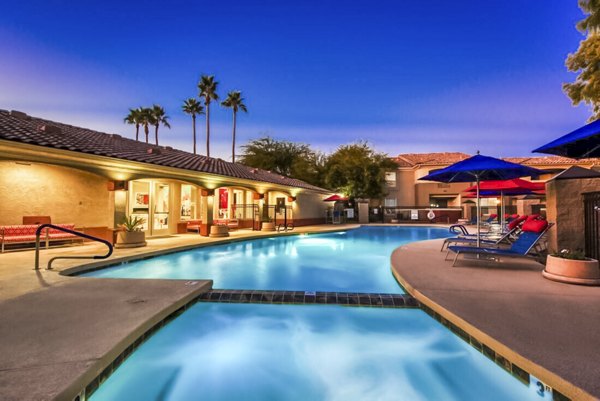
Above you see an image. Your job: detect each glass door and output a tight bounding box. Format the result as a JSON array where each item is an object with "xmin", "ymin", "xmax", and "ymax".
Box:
[
  {"xmin": 129, "ymin": 181, "xmax": 150, "ymax": 232},
  {"xmin": 152, "ymin": 182, "xmax": 170, "ymax": 235}
]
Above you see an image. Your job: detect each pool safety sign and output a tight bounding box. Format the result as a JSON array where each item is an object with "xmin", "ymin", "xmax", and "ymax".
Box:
[{"xmin": 410, "ymin": 209, "xmax": 419, "ymax": 220}]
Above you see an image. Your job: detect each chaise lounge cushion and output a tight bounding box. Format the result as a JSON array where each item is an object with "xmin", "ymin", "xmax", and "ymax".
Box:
[{"xmin": 522, "ymin": 219, "xmax": 548, "ymax": 233}]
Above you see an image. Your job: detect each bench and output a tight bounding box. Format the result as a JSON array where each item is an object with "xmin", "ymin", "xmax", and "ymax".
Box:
[
  {"xmin": 0, "ymin": 223, "xmax": 80, "ymax": 252},
  {"xmin": 185, "ymin": 219, "xmax": 203, "ymax": 234},
  {"xmin": 214, "ymin": 219, "xmax": 239, "ymax": 230}
]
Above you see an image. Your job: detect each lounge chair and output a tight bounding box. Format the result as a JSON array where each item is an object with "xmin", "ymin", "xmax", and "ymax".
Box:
[
  {"xmin": 440, "ymin": 225, "xmax": 520, "ymax": 252},
  {"xmin": 440, "ymin": 215, "xmax": 530, "ymax": 252},
  {"xmin": 446, "ymin": 220, "xmax": 553, "ymax": 267}
]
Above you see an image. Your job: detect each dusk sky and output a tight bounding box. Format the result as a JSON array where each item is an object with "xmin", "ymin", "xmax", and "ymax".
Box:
[{"xmin": 0, "ymin": 1, "xmax": 591, "ymax": 160}]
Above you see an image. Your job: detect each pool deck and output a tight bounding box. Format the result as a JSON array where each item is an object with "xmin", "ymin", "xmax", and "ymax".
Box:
[
  {"xmin": 0, "ymin": 224, "xmax": 358, "ymax": 401},
  {"xmin": 391, "ymin": 238, "xmax": 600, "ymax": 401}
]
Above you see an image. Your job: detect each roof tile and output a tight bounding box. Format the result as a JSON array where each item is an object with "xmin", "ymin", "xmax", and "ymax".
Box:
[{"xmin": 0, "ymin": 110, "xmax": 327, "ymax": 192}]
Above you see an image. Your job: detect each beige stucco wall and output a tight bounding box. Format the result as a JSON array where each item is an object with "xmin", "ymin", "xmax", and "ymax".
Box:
[
  {"xmin": 293, "ymin": 192, "xmax": 328, "ymax": 220},
  {"xmin": 396, "ymin": 170, "xmax": 416, "ymax": 206},
  {"xmin": 546, "ymin": 178, "xmax": 600, "ymax": 253},
  {"xmin": 0, "ymin": 161, "xmax": 112, "ymax": 227}
]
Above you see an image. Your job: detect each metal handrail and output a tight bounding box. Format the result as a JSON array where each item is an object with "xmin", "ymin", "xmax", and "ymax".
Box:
[{"xmin": 34, "ymin": 224, "xmax": 113, "ymax": 270}]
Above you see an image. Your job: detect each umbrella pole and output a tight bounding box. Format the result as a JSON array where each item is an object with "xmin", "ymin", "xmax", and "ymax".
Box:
[
  {"xmin": 501, "ymin": 190, "xmax": 505, "ymax": 232},
  {"xmin": 477, "ymin": 176, "xmax": 481, "ymax": 248}
]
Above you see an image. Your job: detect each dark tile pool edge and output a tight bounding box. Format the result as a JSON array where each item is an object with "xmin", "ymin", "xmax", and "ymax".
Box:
[
  {"xmin": 392, "ymin": 271, "xmax": 577, "ymax": 401},
  {"xmin": 198, "ymin": 290, "xmax": 419, "ymax": 308},
  {"xmin": 76, "ymin": 289, "xmax": 204, "ymax": 401}
]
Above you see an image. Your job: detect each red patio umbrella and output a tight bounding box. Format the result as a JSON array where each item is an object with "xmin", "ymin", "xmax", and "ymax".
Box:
[
  {"xmin": 463, "ymin": 179, "xmax": 546, "ymax": 229},
  {"xmin": 323, "ymin": 194, "xmax": 348, "ymax": 202}
]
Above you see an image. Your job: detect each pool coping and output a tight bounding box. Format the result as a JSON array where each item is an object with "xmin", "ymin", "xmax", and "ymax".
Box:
[{"xmin": 391, "ymin": 239, "xmax": 597, "ymax": 401}]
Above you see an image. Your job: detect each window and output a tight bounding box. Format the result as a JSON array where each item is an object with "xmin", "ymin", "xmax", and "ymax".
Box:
[
  {"xmin": 385, "ymin": 172, "xmax": 396, "ymax": 187},
  {"xmin": 384, "ymin": 197, "xmax": 397, "ymax": 207}
]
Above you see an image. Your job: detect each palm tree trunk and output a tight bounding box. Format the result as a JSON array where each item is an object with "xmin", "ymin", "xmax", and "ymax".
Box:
[
  {"xmin": 232, "ymin": 111, "xmax": 237, "ymax": 163},
  {"xmin": 135, "ymin": 124, "xmax": 140, "ymax": 141},
  {"xmin": 144, "ymin": 125, "xmax": 149, "ymax": 143},
  {"xmin": 206, "ymin": 103, "xmax": 211, "ymax": 157},
  {"xmin": 192, "ymin": 114, "xmax": 197, "ymax": 155},
  {"xmin": 155, "ymin": 125, "xmax": 159, "ymax": 146}
]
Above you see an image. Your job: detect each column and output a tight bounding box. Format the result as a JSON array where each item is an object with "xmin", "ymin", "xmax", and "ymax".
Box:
[{"xmin": 199, "ymin": 189, "xmax": 214, "ymax": 236}]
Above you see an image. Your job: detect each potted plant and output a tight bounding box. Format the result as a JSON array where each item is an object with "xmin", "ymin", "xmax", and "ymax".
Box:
[
  {"xmin": 115, "ymin": 216, "xmax": 147, "ymax": 248},
  {"xmin": 543, "ymin": 249, "xmax": 600, "ymax": 285},
  {"xmin": 209, "ymin": 221, "xmax": 229, "ymax": 238},
  {"xmin": 261, "ymin": 216, "xmax": 275, "ymax": 232}
]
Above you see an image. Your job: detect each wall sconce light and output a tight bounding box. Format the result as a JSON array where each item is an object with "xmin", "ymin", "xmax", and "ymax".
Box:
[
  {"xmin": 287, "ymin": 196, "xmax": 296, "ymax": 202},
  {"xmin": 107, "ymin": 180, "xmax": 128, "ymax": 191}
]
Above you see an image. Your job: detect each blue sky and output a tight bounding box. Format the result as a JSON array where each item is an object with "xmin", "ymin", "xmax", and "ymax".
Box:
[{"xmin": 0, "ymin": 0, "xmax": 591, "ymax": 159}]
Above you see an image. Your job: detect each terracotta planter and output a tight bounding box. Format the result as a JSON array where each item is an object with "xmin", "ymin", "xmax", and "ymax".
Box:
[
  {"xmin": 261, "ymin": 222, "xmax": 276, "ymax": 232},
  {"xmin": 543, "ymin": 254, "xmax": 600, "ymax": 285},
  {"xmin": 115, "ymin": 231, "xmax": 147, "ymax": 248},
  {"xmin": 209, "ymin": 225, "xmax": 229, "ymax": 238}
]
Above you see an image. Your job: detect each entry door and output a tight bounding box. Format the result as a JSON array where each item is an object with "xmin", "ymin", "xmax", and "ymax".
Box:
[{"xmin": 152, "ymin": 182, "xmax": 170, "ymax": 236}]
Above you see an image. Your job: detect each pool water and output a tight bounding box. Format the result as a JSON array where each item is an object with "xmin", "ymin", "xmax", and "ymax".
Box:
[
  {"xmin": 82, "ymin": 226, "xmax": 451, "ymax": 293},
  {"xmin": 89, "ymin": 303, "xmax": 544, "ymax": 401}
]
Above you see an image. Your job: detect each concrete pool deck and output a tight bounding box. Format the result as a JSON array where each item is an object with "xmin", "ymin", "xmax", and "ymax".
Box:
[
  {"xmin": 0, "ymin": 224, "xmax": 358, "ymax": 401},
  {"xmin": 391, "ymin": 238, "xmax": 600, "ymax": 401}
]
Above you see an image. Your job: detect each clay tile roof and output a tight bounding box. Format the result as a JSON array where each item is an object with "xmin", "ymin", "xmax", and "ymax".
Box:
[
  {"xmin": 503, "ymin": 155, "xmax": 600, "ymax": 165},
  {"xmin": 0, "ymin": 109, "xmax": 328, "ymax": 192},
  {"xmin": 394, "ymin": 152, "xmax": 471, "ymax": 167}
]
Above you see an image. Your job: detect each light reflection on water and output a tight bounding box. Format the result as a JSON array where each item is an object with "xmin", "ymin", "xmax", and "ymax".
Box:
[
  {"xmin": 89, "ymin": 304, "xmax": 544, "ymax": 401},
  {"xmin": 82, "ymin": 226, "xmax": 451, "ymax": 293}
]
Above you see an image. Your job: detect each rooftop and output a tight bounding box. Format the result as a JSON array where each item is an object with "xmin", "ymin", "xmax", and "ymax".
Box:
[
  {"xmin": 393, "ymin": 152, "xmax": 600, "ymax": 168},
  {"xmin": 0, "ymin": 109, "xmax": 327, "ymax": 192}
]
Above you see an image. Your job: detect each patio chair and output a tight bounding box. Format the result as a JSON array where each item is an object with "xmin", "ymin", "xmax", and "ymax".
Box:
[
  {"xmin": 446, "ymin": 220, "xmax": 553, "ymax": 267},
  {"xmin": 440, "ymin": 224, "xmax": 521, "ymax": 252}
]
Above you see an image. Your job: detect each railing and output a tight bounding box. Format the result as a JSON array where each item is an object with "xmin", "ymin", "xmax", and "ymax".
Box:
[{"xmin": 34, "ymin": 224, "xmax": 113, "ymax": 270}]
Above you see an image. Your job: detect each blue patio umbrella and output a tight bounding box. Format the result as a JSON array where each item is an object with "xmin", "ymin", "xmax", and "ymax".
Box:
[
  {"xmin": 419, "ymin": 153, "xmax": 543, "ymax": 246},
  {"xmin": 533, "ymin": 119, "xmax": 600, "ymax": 159}
]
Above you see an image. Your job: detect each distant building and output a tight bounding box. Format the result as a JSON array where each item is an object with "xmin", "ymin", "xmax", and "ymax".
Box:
[{"xmin": 383, "ymin": 152, "xmax": 600, "ymax": 223}]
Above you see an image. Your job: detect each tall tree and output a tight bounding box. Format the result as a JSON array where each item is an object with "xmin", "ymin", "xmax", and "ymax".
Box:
[
  {"xmin": 182, "ymin": 98, "xmax": 204, "ymax": 155},
  {"xmin": 123, "ymin": 107, "xmax": 143, "ymax": 141},
  {"xmin": 221, "ymin": 91, "xmax": 248, "ymax": 163},
  {"xmin": 564, "ymin": 0, "xmax": 600, "ymax": 122},
  {"xmin": 198, "ymin": 75, "xmax": 219, "ymax": 157},
  {"xmin": 324, "ymin": 142, "xmax": 397, "ymax": 199},
  {"xmin": 139, "ymin": 107, "xmax": 153, "ymax": 144},
  {"xmin": 239, "ymin": 136, "xmax": 326, "ymax": 187},
  {"xmin": 150, "ymin": 105, "xmax": 171, "ymax": 146}
]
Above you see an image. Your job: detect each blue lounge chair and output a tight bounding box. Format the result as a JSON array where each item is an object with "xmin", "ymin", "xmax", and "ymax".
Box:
[
  {"xmin": 440, "ymin": 225, "xmax": 519, "ymax": 252},
  {"xmin": 446, "ymin": 223, "xmax": 553, "ymax": 267}
]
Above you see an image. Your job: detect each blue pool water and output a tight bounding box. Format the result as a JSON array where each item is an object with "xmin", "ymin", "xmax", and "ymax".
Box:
[
  {"xmin": 89, "ymin": 303, "xmax": 544, "ymax": 401},
  {"xmin": 82, "ymin": 226, "xmax": 451, "ymax": 293}
]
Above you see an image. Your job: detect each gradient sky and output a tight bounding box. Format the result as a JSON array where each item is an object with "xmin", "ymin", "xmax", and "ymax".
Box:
[{"xmin": 0, "ymin": 1, "xmax": 591, "ymax": 160}]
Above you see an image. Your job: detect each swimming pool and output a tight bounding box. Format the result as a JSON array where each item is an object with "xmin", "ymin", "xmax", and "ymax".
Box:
[
  {"xmin": 89, "ymin": 303, "xmax": 545, "ymax": 401},
  {"xmin": 82, "ymin": 226, "xmax": 451, "ymax": 293}
]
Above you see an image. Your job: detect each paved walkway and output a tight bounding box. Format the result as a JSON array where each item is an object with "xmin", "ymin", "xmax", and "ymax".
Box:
[
  {"xmin": 0, "ymin": 225, "xmax": 357, "ymax": 401},
  {"xmin": 391, "ymin": 239, "xmax": 600, "ymax": 401}
]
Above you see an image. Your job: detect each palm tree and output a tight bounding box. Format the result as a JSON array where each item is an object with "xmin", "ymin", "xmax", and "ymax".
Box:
[
  {"xmin": 150, "ymin": 105, "xmax": 171, "ymax": 146},
  {"xmin": 198, "ymin": 75, "xmax": 219, "ymax": 157},
  {"xmin": 181, "ymin": 98, "xmax": 204, "ymax": 155},
  {"xmin": 221, "ymin": 91, "xmax": 248, "ymax": 163},
  {"xmin": 123, "ymin": 107, "xmax": 143, "ymax": 141},
  {"xmin": 139, "ymin": 107, "xmax": 153, "ymax": 144}
]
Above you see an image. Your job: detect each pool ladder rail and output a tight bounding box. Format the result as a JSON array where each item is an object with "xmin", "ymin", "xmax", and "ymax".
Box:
[{"xmin": 34, "ymin": 224, "xmax": 113, "ymax": 270}]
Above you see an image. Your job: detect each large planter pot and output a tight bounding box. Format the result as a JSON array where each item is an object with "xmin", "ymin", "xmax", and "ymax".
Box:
[
  {"xmin": 115, "ymin": 231, "xmax": 147, "ymax": 248},
  {"xmin": 543, "ymin": 254, "xmax": 600, "ymax": 285},
  {"xmin": 209, "ymin": 225, "xmax": 229, "ymax": 238},
  {"xmin": 261, "ymin": 222, "xmax": 276, "ymax": 232}
]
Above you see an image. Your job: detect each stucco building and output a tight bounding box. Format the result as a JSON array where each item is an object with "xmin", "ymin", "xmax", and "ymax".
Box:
[
  {"xmin": 383, "ymin": 152, "xmax": 600, "ymax": 223},
  {"xmin": 0, "ymin": 109, "xmax": 330, "ymax": 239}
]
